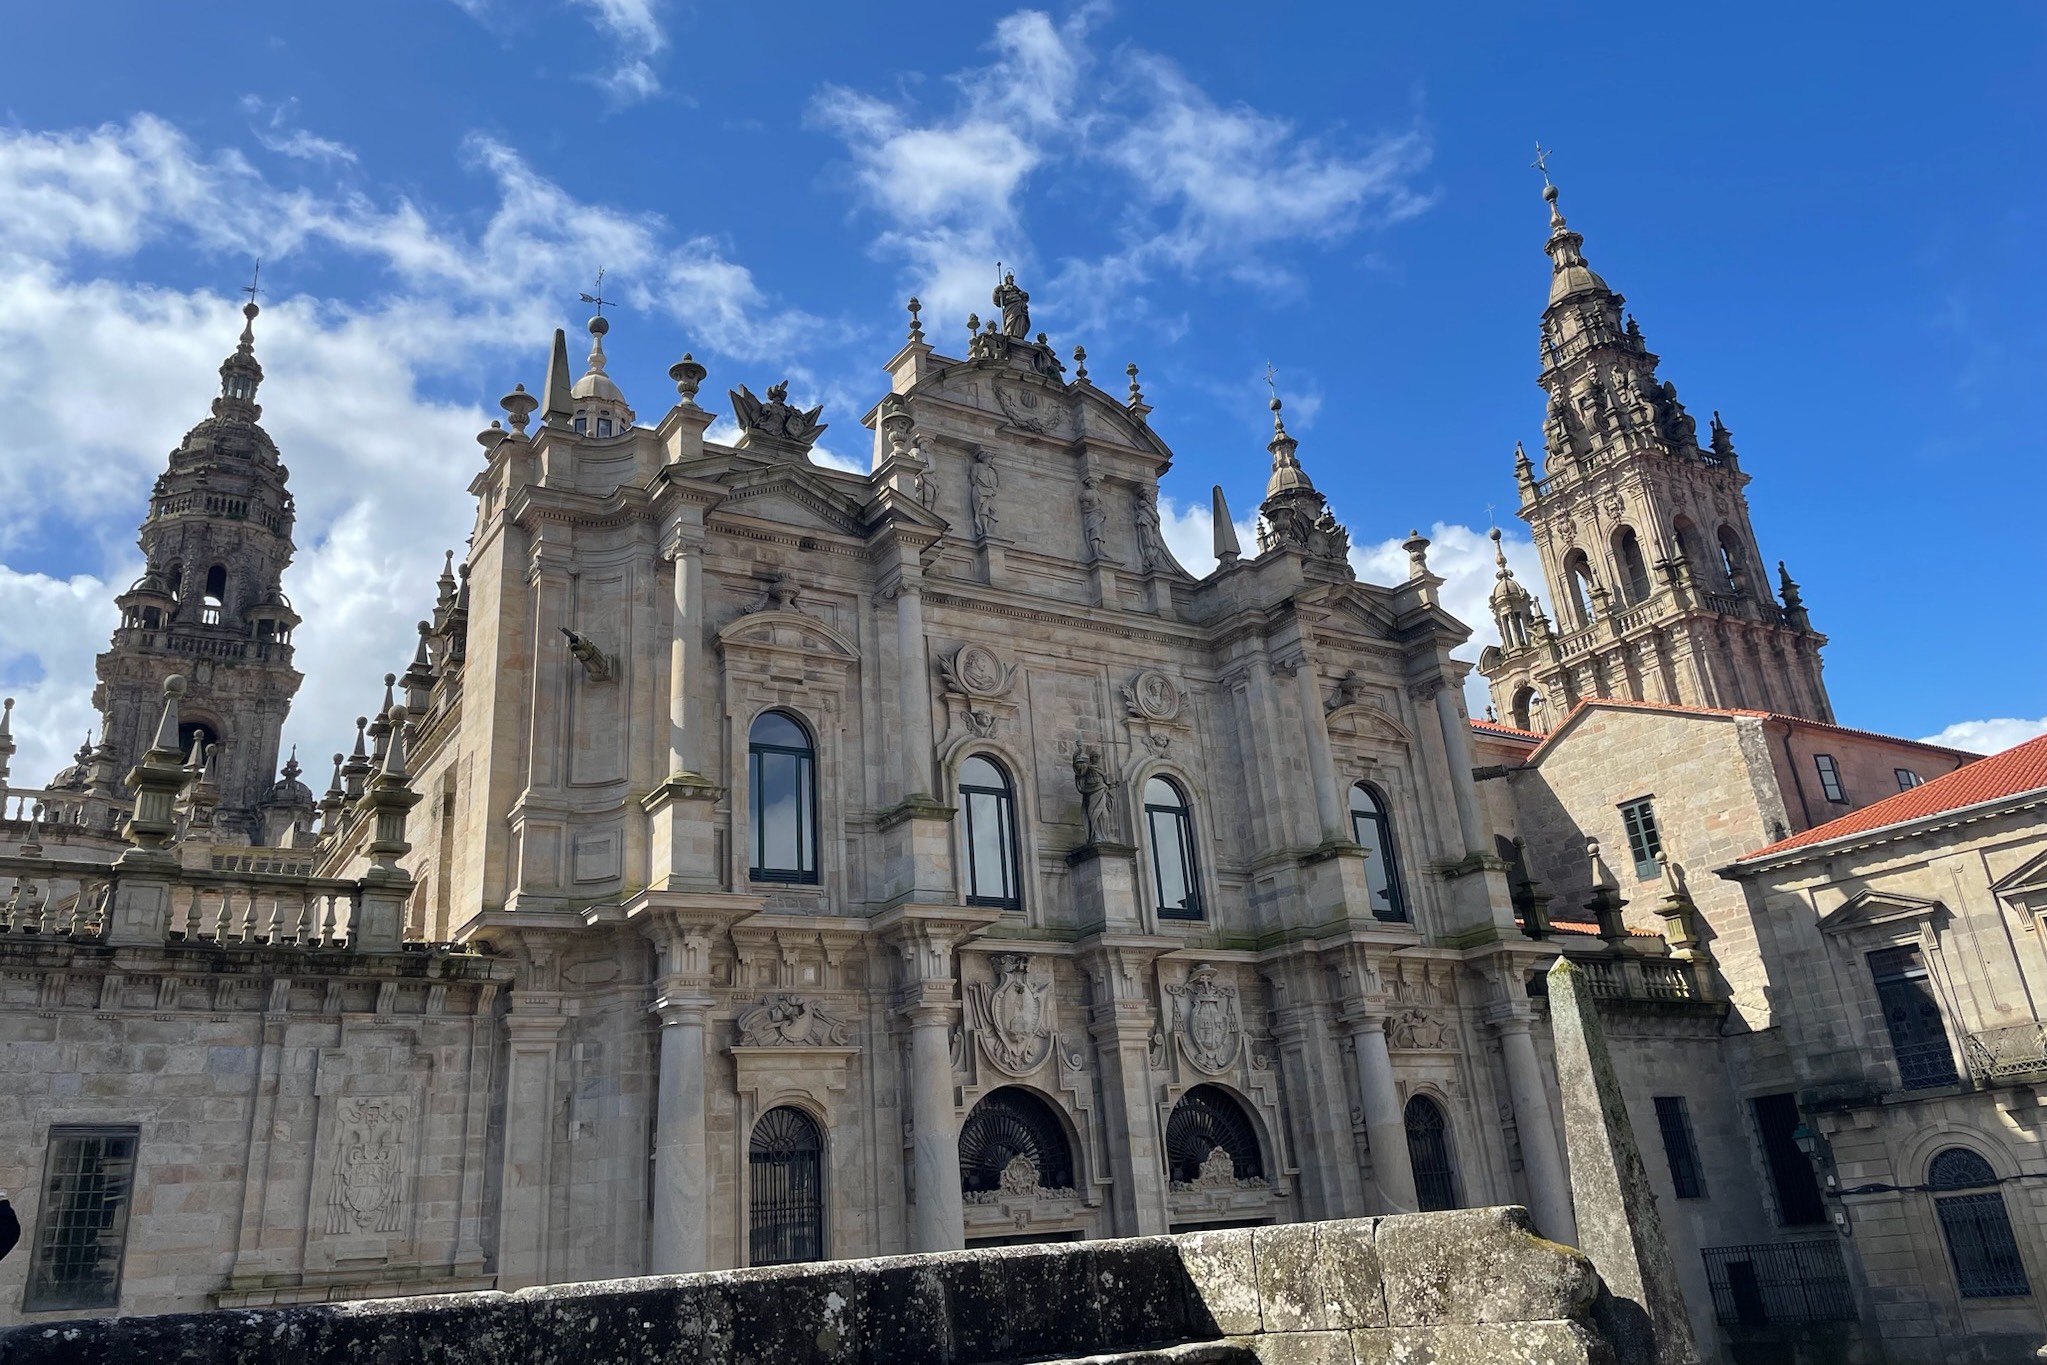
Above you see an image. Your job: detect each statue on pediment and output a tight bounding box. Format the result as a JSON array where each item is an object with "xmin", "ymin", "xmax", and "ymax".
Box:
[
  {"xmin": 730, "ymin": 380, "xmax": 827, "ymax": 448},
  {"xmin": 993, "ymin": 271, "xmax": 1031, "ymax": 339}
]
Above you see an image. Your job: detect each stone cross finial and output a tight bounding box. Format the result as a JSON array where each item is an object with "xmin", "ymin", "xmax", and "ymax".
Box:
[{"xmin": 906, "ymin": 296, "xmax": 924, "ymax": 342}]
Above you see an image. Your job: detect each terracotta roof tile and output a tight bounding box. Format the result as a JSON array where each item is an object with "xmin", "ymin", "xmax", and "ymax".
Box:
[
  {"xmin": 1470, "ymin": 719, "xmax": 1543, "ymax": 743},
  {"xmin": 1737, "ymin": 732, "xmax": 2047, "ymax": 862}
]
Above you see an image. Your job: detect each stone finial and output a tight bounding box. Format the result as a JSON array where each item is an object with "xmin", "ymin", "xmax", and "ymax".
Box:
[
  {"xmin": 905, "ymin": 296, "xmax": 924, "ymax": 343},
  {"xmin": 1072, "ymin": 345, "xmax": 1088, "ymax": 382},
  {"xmin": 1403, "ymin": 528, "xmax": 1431, "ymax": 579},
  {"xmin": 1547, "ymin": 958, "xmax": 1702, "ymax": 1365},
  {"xmin": 542, "ymin": 328, "xmax": 574, "ymax": 427},
  {"xmin": 476, "ymin": 418, "xmax": 505, "ymax": 450},
  {"xmin": 501, "ymin": 382, "xmax": 537, "ymax": 434},
  {"xmin": 1211, "ymin": 485, "xmax": 1241, "ymax": 567},
  {"xmin": 1585, "ymin": 837, "xmax": 1629, "ymax": 945},
  {"xmin": 1126, "ymin": 362, "xmax": 1151, "ymax": 419},
  {"xmin": 668, "ymin": 352, "xmax": 707, "ymax": 406}
]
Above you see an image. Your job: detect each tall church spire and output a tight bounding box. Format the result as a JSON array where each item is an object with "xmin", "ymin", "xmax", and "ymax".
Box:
[
  {"xmin": 92, "ymin": 289, "xmax": 305, "ymax": 842},
  {"xmin": 1479, "ymin": 168, "xmax": 1832, "ymax": 729}
]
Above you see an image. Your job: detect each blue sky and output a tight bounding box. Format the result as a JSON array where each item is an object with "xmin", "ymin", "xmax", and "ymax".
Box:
[{"xmin": 0, "ymin": 2, "xmax": 2042, "ymax": 784}]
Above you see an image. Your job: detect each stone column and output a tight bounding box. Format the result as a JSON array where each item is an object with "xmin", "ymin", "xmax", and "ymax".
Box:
[
  {"xmin": 1345, "ymin": 1012, "xmax": 1418, "ymax": 1214},
  {"xmin": 647, "ymin": 528, "xmax": 723, "ymax": 893},
  {"xmin": 1291, "ymin": 659, "xmax": 1347, "ymax": 844},
  {"xmin": 499, "ymin": 993, "xmax": 568, "ymax": 1289},
  {"xmin": 651, "ymin": 983, "xmax": 713, "ymax": 1273},
  {"xmin": 1082, "ymin": 941, "xmax": 1170, "ymax": 1236},
  {"xmin": 904, "ymin": 999, "xmax": 965, "ymax": 1251},
  {"xmin": 894, "ymin": 578, "xmax": 936, "ymax": 799},
  {"xmin": 664, "ymin": 536, "xmax": 707, "ymax": 779},
  {"xmin": 1432, "ymin": 682, "xmax": 1488, "ymax": 858},
  {"xmin": 1494, "ymin": 1010, "xmax": 1577, "ymax": 1246}
]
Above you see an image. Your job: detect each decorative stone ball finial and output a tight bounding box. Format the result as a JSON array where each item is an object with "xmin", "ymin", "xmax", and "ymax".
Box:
[
  {"xmin": 905, "ymin": 296, "xmax": 924, "ymax": 342},
  {"xmin": 1072, "ymin": 345, "xmax": 1088, "ymax": 382},
  {"xmin": 1127, "ymin": 363, "xmax": 1144, "ymax": 405},
  {"xmin": 1403, "ymin": 529, "xmax": 1431, "ymax": 579},
  {"xmin": 668, "ymin": 352, "xmax": 707, "ymax": 405},
  {"xmin": 501, "ymin": 382, "xmax": 537, "ymax": 434}
]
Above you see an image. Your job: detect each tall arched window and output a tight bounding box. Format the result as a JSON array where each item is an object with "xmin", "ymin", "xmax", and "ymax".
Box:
[
  {"xmin": 959, "ymin": 1088, "xmax": 1075, "ymax": 1196},
  {"xmin": 1405, "ymin": 1094, "xmax": 1459, "ymax": 1212},
  {"xmin": 749, "ymin": 711, "xmax": 818, "ymax": 883},
  {"xmin": 959, "ymin": 755, "xmax": 1022, "ymax": 909},
  {"xmin": 1144, "ymin": 777, "xmax": 1203, "ymax": 921},
  {"xmin": 1716, "ymin": 527, "xmax": 1747, "ymax": 592},
  {"xmin": 1510, "ymin": 685, "xmax": 1539, "ymax": 732},
  {"xmin": 1165, "ymin": 1085, "xmax": 1264, "ymax": 1185},
  {"xmin": 201, "ymin": 563, "xmax": 228, "ymax": 625},
  {"xmin": 1929, "ymin": 1147, "xmax": 2031, "ymax": 1298},
  {"xmin": 1613, "ymin": 528, "xmax": 1652, "ymax": 605},
  {"xmin": 748, "ymin": 1107, "xmax": 823, "ymax": 1265},
  {"xmin": 1563, "ymin": 551, "xmax": 1598, "ymax": 627},
  {"xmin": 1348, "ymin": 783, "xmax": 1408, "ymax": 922}
]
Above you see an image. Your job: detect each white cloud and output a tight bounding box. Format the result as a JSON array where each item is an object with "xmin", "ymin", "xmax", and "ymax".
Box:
[
  {"xmin": 1156, "ymin": 492, "xmax": 1256, "ymax": 577},
  {"xmin": 812, "ymin": 7, "xmax": 1430, "ymax": 324},
  {"xmin": 1917, "ymin": 716, "xmax": 2047, "ymax": 756},
  {"xmin": 570, "ymin": 0, "xmax": 668, "ymax": 103},
  {"xmin": 241, "ymin": 96, "xmax": 358, "ymax": 166},
  {"xmin": 0, "ymin": 113, "xmax": 812, "ymax": 790},
  {"xmin": 1352, "ymin": 521, "xmax": 1542, "ymax": 719}
]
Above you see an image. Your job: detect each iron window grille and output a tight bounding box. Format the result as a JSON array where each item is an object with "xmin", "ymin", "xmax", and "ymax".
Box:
[
  {"xmin": 959, "ymin": 1088, "xmax": 1075, "ymax": 1194},
  {"xmin": 959, "ymin": 755, "xmax": 1022, "ymax": 909},
  {"xmin": 1347, "ymin": 783, "xmax": 1409, "ymax": 922},
  {"xmin": 1653, "ymin": 1095, "xmax": 1706, "ymax": 1199},
  {"xmin": 1165, "ymin": 1085, "xmax": 1262, "ymax": 1184},
  {"xmin": 1618, "ymin": 797, "xmax": 1663, "ymax": 880},
  {"xmin": 748, "ymin": 711, "xmax": 819, "ymax": 884},
  {"xmin": 1813, "ymin": 753, "xmax": 1848, "ymax": 803},
  {"xmin": 1144, "ymin": 778, "xmax": 1203, "ymax": 921},
  {"xmin": 1867, "ymin": 945, "xmax": 1960, "ymax": 1089},
  {"xmin": 23, "ymin": 1125, "xmax": 140, "ymax": 1313},
  {"xmin": 748, "ymin": 1107, "xmax": 823, "ymax": 1266},
  {"xmin": 1929, "ymin": 1147, "xmax": 2032, "ymax": 1298},
  {"xmin": 1701, "ymin": 1239, "xmax": 1855, "ymax": 1327},
  {"xmin": 1405, "ymin": 1095, "xmax": 1459, "ymax": 1212}
]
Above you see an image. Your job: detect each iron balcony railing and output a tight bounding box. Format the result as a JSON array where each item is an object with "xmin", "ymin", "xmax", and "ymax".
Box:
[
  {"xmin": 1702, "ymin": 1239, "xmax": 1856, "ymax": 1328},
  {"xmin": 1964, "ymin": 1021, "xmax": 2047, "ymax": 1082}
]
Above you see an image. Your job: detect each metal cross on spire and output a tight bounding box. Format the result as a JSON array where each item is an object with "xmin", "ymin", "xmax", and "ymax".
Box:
[
  {"xmin": 241, "ymin": 258, "xmax": 263, "ymax": 307},
  {"xmin": 1531, "ymin": 142, "xmax": 1553, "ymax": 185},
  {"xmin": 578, "ymin": 267, "xmax": 613, "ymax": 314},
  {"xmin": 1264, "ymin": 362, "xmax": 1278, "ymax": 398}
]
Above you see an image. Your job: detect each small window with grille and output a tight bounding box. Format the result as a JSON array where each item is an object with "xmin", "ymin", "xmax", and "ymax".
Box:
[
  {"xmin": 1653, "ymin": 1095, "xmax": 1706, "ymax": 1199},
  {"xmin": 1868, "ymin": 945, "xmax": 1959, "ymax": 1089},
  {"xmin": 1814, "ymin": 754, "xmax": 1848, "ymax": 803},
  {"xmin": 23, "ymin": 1126, "xmax": 140, "ymax": 1313},
  {"xmin": 1618, "ymin": 798, "xmax": 1662, "ymax": 880},
  {"xmin": 1929, "ymin": 1147, "xmax": 2032, "ymax": 1298}
]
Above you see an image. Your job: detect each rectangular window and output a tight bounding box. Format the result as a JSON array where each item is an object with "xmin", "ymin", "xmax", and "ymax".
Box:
[
  {"xmin": 1619, "ymin": 797, "xmax": 1662, "ymax": 880},
  {"xmin": 1868, "ymin": 945, "xmax": 1960, "ymax": 1089},
  {"xmin": 1896, "ymin": 768, "xmax": 1923, "ymax": 791},
  {"xmin": 1654, "ymin": 1095, "xmax": 1706, "ymax": 1199},
  {"xmin": 1750, "ymin": 1093, "xmax": 1826, "ymax": 1226},
  {"xmin": 1813, "ymin": 753, "xmax": 1847, "ymax": 803},
  {"xmin": 24, "ymin": 1126, "xmax": 140, "ymax": 1313}
]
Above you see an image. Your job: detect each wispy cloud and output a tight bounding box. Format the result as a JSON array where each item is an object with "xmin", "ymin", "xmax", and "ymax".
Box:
[
  {"xmin": 811, "ymin": 7, "xmax": 1431, "ymax": 325},
  {"xmin": 1918, "ymin": 716, "xmax": 2047, "ymax": 755},
  {"xmin": 240, "ymin": 96, "xmax": 358, "ymax": 166},
  {"xmin": 569, "ymin": 0, "xmax": 669, "ymax": 103}
]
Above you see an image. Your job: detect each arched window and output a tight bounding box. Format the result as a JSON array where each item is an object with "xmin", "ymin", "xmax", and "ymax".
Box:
[
  {"xmin": 1716, "ymin": 527, "xmax": 1747, "ymax": 592},
  {"xmin": 1144, "ymin": 777, "xmax": 1202, "ymax": 921},
  {"xmin": 202, "ymin": 564, "xmax": 228, "ymax": 625},
  {"xmin": 1510, "ymin": 685, "xmax": 1539, "ymax": 732},
  {"xmin": 1501, "ymin": 609, "xmax": 1529, "ymax": 650},
  {"xmin": 748, "ymin": 1107, "xmax": 823, "ymax": 1265},
  {"xmin": 1405, "ymin": 1094, "xmax": 1459, "ymax": 1212},
  {"xmin": 1563, "ymin": 551, "xmax": 1598, "ymax": 627},
  {"xmin": 749, "ymin": 711, "xmax": 818, "ymax": 883},
  {"xmin": 959, "ymin": 755, "xmax": 1021, "ymax": 909},
  {"xmin": 959, "ymin": 1088, "xmax": 1075, "ymax": 1196},
  {"xmin": 1672, "ymin": 515, "xmax": 1705, "ymax": 573},
  {"xmin": 1165, "ymin": 1085, "xmax": 1263, "ymax": 1185},
  {"xmin": 1929, "ymin": 1147, "xmax": 2030, "ymax": 1298},
  {"xmin": 1348, "ymin": 783, "xmax": 1408, "ymax": 922},
  {"xmin": 1613, "ymin": 527, "xmax": 1652, "ymax": 605}
]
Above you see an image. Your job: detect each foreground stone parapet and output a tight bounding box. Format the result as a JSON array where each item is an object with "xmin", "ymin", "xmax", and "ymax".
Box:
[{"xmin": 0, "ymin": 1208, "xmax": 1612, "ymax": 1365}]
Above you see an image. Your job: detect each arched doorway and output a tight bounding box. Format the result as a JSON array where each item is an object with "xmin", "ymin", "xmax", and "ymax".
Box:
[
  {"xmin": 748, "ymin": 1106, "xmax": 823, "ymax": 1265},
  {"xmin": 1404, "ymin": 1094, "xmax": 1459, "ymax": 1212}
]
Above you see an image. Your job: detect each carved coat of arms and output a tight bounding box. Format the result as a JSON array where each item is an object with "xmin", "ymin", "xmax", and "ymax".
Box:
[
  {"xmin": 735, "ymin": 993, "xmax": 853, "ymax": 1047},
  {"xmin": 969, "ymin": 953, "xmax": 1054, "ymax": 1076},
  {"xmin": 1167, "ymin": 963, "xmax": 1242, "ymax": 1075},
  {"xmin": 327, "ymin": 1096, "xmax": 408, "ymax": 1235}
]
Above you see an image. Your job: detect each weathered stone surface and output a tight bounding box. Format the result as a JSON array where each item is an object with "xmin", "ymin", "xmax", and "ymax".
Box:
[
  {"xmin": 1373, "ymin": 1207, "xmax": 1597, "ymax": 1327},
  {"xmin": 1349, "ymin": 1321, "xmax": 1613, "ymax": 1365},
  {"xmin": 1175, "ymin": 1228, "xmax": 1261, "ymax": 1335},
  {"xmin": 1252, "ymin": 1221, "xmax": 1326, "ymax": 1332},
  {"xmin": 1223, "ymin": 1329, "xmax": 1355, "ymax": 1365}
]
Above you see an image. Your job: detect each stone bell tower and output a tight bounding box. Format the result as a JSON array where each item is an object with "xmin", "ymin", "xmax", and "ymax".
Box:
[
  {"xmin": 1479, "ymin": 174, "xmax": 1831, "ymax": 732},
  {"xmin": 92, "ymin": 295, "xmax": 304, "ymax": 842}
]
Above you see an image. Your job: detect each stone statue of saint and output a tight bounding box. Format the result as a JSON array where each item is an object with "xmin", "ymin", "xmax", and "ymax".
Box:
[
  {"xmin": 993, "ymin": 272, "xmax": 1030, "ymax": 340},
  {"xmin": 1133, "ymin": 490, "xmax": 1168, "ymax": 572},
  {"xmin": 1079, "ymin": 476, "xmax": 1108, "ymax": 561},
  {"xmin": 970, "ymin": 449, "xmax": 999, "ymax": 537},
  {"xmin": 1072, "ymin": 745, "xmax": 1114, "ymax": 844}
]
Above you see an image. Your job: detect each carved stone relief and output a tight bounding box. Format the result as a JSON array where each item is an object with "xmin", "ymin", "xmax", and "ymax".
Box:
[
  {"xmin": 1167, "ymin": 962, "xmax": 1243, "ymax": 1075},
  {"xmin": 326, "ymin": 1096, "xmax": 408, "ymax": 1236},
  {"xmin": 734, "ymin": 993, "xmax": 853, "ymax": 1047},
  {"xmin": 969, "ymin": 952, "xmax": 1055, "ymax": 1077}
]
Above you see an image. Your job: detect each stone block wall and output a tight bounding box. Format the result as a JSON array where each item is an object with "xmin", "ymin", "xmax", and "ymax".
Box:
[{"xmin": 0, "ymin": 1207, "xmax": 1619, "ymax": 1365}]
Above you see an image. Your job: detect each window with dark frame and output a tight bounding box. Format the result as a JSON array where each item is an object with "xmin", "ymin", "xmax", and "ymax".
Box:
[
  {"xmin": 1619, "ymin": 797, "xmax": 1663, "ymax": 880},
  {"xmin": 1813, "ymin": 753, "xmax": 1848, "ymax": 803},
  {"xmin": 748, "ymin": 710, "xmax": 818, "ymax": 884},
  {"xmin": 1653, "ymin": 1096, "xmax": 1706, "ymax": 1199},
  {"xmin": 23, "ymin": 1125, "xmax": 140, "ymax": 1313},
  {"xmin": 1144, "ymin": 777, "xmax": 1203, "ymax": 920},
  {"xmin": 1929, "ymin": 1148, "xmax": 2031, "ymax": 1298},
  {"xmin": 1347, "ymin": 783, "xmax": 1408, "ymax": 922},
  {"xmin": 1750, "ymin": 1093, "xmax": 1826, "ymax": 1226},
  {"xmin": 1404, "ymin": 1095, "xmax": 1459, "ymax": 1212},
  {"xmin": 1868, "ymin": 945, "xmax": 1960, "ymax": 1089},
  {"xmin": 1895, "ymin": 768, "xmax": 1923, "ymax": 791},
  {"xmin": 959, "ymin": 755, "xmax": 1022, "ymax": 909},
  {"xmin": 748, "ymin": 1107, "xmax": 823, "ymax": 1266}
]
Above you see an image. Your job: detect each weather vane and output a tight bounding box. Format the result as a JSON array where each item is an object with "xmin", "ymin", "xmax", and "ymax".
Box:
[
  {"xmin": 579, "ymin": 267, "xmax": 613, "ymax": 315},
  {"xmin": 1485, "ymin": 501, "xmax": 1497, "ymax": 529},
  {"xmin": 1531, "ymin": 143, "xmax": 1553, "ymax": 185},
  {"xmin": 1264, "ymin": 362, "xmax": 1278, "ymax": 399},
  {"xmin": 241, "ymin": 258, "xmax": 263, "ymax": 307}
]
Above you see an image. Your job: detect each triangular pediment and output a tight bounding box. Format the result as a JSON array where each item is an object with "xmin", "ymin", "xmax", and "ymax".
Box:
[
  {"xmin": 907, "ymin": 360, "xmax": 1173, "ymax": 461},
  {"xmin": 1992, "ymin": 848, "xmax": 2047, "ymax": 898},
  {"xmin": 716, "ymin": 609, "xmax": 860, "ymax": 662},
  {"xmin": 1817, "ymin": 888, "xmax": 1946, "ymax": 934},
  {"xmin": 715, "ymin": 465, "xmax": 873, "ymax": 538}
]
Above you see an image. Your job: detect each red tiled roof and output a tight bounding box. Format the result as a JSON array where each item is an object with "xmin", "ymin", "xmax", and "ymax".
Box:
[
  {"xmin": 1471, "ymin": 719, "xmax": 1543, "ymax": 743},
  {"xmin": 1736, "ymin": 732, "xmax": 2047, "ymax": 862},
  {"xmin": 1522, "ymin": 696, "xmax": 1980, "ymax": 766}
]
